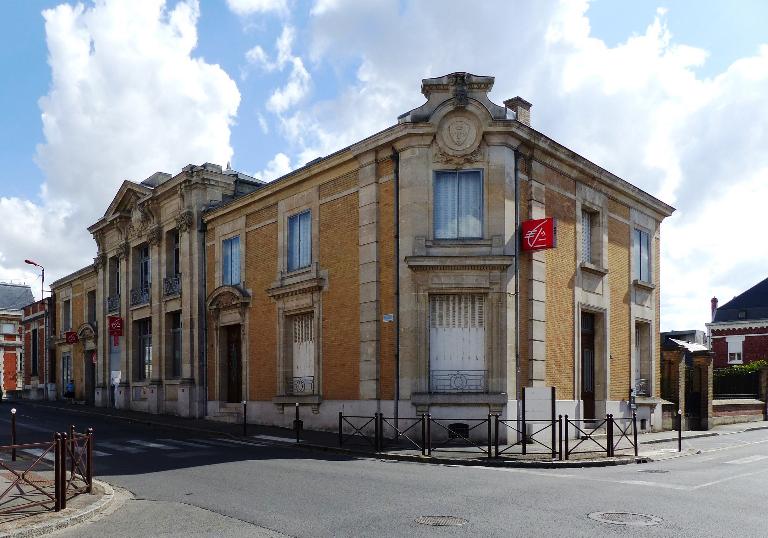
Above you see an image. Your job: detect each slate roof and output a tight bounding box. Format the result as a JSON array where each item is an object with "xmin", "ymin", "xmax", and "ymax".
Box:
[
  {"xmin": 0, "ymin": 283, "xmax": 34, "ymax": 310},
  {"xmin": 713, "ymin": 276, "xmax": 768, "ymax": 322}
]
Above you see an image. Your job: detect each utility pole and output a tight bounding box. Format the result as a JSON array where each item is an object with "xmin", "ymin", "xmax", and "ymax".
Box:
[{"xmin": 24, "ymin": 260, "xmax": 48, "ymax": 400}]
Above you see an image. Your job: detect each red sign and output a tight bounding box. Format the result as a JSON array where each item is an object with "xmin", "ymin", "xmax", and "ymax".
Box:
[
  {"xmin": 65, "ymin": 331, "xmax": 79, "ymax": 344},
  {"xmin": 108, "ymin": 316, "xmax": 123, "ymax": 346},
  {"xmin": 521, "ymin": 217, "xmax": 556, "ymax": 251}
]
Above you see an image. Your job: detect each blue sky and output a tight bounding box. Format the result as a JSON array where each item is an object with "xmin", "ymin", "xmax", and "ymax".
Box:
[{"xmin": 1, "ymin": 0, "xmax": 767, "ymax": 332}]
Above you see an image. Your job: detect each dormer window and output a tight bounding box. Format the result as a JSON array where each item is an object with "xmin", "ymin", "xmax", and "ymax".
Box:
[{"xmin": 434, "ymin": 170, "xmax": 483, "ymax": 240}]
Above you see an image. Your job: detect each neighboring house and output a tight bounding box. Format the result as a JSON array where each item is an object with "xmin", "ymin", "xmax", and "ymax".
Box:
[
  {"xmin": 201, "ymin": 72, "xmax": 674, "ymax": 431},
  {"xmin": 661, "ymin": 330, "xmax": 706, "ymax": 347},
  {"xmin": 50, "ymin": 266, "xmax": 97, "ymax": 402},
  {"xmin": 708, "ymin": 277, "xmax": 768, "ymax": 368},
  {"xmin": 0, "ymin": 283, "xmax": 34, "ymax": 395},
  {"xmin": 21, "ymin": 298, "xmax": 54, "ymax": 399},
  {"xmin": 85, "ymin": 164, "xmax": 262, "ymax": 417}
]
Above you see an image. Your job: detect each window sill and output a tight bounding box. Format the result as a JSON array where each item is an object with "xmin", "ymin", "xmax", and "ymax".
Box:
[
  {"xmin": 272, "ymin": 394, "xmax": 322, "ymax": 405},
  {"xmin": 580, "ymin": 262, "xmax": 609, "ymax": 276},
  {"xmin": 411, "ymin": 392, "xmax": 508, "ymax": 406},
  {"xmin": 633, "ymin": 279, "xmax": 656, "ymax": 291}
]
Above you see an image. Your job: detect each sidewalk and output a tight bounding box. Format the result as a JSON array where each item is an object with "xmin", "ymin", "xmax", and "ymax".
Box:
[{"xmin": 15, "ymin": 400, "xmax": 768, "ymax": 468}]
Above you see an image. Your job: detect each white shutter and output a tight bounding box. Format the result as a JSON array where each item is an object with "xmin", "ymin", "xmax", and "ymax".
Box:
[
  {"xmin": 292, "ymin": 314, "xmax": 315, "ymax": 393},
  {"xmin": 429, "ymin": 294, "xmax": 485, "ymax": 373}
]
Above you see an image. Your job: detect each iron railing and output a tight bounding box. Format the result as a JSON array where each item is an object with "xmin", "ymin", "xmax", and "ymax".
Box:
[
  {"xmin": 429, "ymin": 369, "xmax": 487, "ymax": 393},
  {"xmin": 0, "ymin": 426, "xmax": 93, "ymax": 516},
  {"xmin": 163, "ymin": 275, "xmax": 181, "ymax": 297},
  {"xmin": 106, "ymin": 295, "xmax": 120, "ymax": 313},
  {"xmin": 335, "ymin": 410, "xmax": 638, "ymax": 461},
  {"xmin": 713, "ymin": 370, "xmax": 760, "ymax": 399},
  {"xmin": 285, "ymin": 376, "xmax": 315, "ymax": 395},
  {"xmin": 129, "ymin": 286, "xmax": 150, "ymax": 306}
]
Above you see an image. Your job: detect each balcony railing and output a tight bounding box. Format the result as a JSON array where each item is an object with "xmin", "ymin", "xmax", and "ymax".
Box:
[
  {"xmin": 106, "ymin": 295, "xmax": 120, "ymax": 314},
  {"xmin": 285, "ymin": 375, "xmax": 316, "ymax": 395},
  {"xmin": 163, "ymin": 275, "xmax": 181, "ymax": 297},
  {"xmin": 129, "ymin": 286, "xmax": 150, "ymax": 307},
  {"xmin": 429, "ymin": 369, "xmax": 488, "ymax": 393}
]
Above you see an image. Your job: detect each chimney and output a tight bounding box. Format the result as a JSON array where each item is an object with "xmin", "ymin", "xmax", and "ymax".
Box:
[
  {"xmin": 504, "ymin": 96, "xmax": 532, "ymax": 126},
  {"xmin": 711, "ymin": 297, "xmax": 718, "ymax": 321}
]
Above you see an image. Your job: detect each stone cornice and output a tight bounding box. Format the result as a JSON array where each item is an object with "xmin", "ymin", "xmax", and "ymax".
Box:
[
  {"xmin": 267, "ymin": 277, "xmax": 325, "ymax": 300},
  {"xmin": 707, "ymin": 319, "xmax": 768, "ymax": 332},
  {"xmin": 405, "ymin": 255, "xmax": 514, "ymax": 272}
]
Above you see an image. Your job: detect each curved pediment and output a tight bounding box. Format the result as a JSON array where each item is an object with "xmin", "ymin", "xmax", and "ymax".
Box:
[
  {"xmin": 206, "ymin": 285, "xmax": 251, "ymax": 310},
  {"xmin": 76, "ymin": 322, "xmax": 97, "ymax": 341}
]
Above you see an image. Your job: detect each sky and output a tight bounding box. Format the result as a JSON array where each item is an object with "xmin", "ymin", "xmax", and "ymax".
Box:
[{"xmin": 0, "ymin": 0, "xmax": 767, "ymax": 334}]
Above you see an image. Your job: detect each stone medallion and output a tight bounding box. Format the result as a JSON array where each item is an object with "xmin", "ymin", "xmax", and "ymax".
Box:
[{"xmin": 436, "ymin": 112, "xmax": 482, "ymax": 157}]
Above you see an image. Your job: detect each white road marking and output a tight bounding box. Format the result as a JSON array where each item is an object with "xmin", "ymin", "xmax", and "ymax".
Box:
[
  {"xmin": 22, "ymin": 448, "xmax": 54, "ymax": 462},
  {"xmin": 724, "ymin": 455, "xmax": 768, "ymax": 465},
  {"xmin": 126, "ymin": 440, "xmax": 178, "ymax": 450},
  {"xmin": 97, "ymin": 441, "xmax": 145, "ymax": 454},
  {"xmin": 213, "ymin": 438, "xmax": 265, "ymax": 447},
  {"xmin": 157, "ymin": 439, "xmax": 212, "ymax": 449},
  {"xmin": 188, "ymin": 438, "xmax": 242, "ymax": 447},
  {"xmin": 251, "ymin": 434, "xmax": 295, "ymax": 443}
]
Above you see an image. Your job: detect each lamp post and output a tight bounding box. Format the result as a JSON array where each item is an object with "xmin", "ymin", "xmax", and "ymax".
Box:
[{"xmin": 24, "ymin": 260, "xmax": 48, "ymax": 401}]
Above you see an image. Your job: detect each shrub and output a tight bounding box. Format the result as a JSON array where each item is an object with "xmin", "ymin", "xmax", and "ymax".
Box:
[{"xmin": 714, "ymin": 360, "xmax": 768, "ymax": 377}]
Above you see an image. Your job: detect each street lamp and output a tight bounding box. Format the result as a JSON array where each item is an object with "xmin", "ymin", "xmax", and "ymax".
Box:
[{"xmin": 24, "ymin": 259, "xmax": 48, "ymax": 401}]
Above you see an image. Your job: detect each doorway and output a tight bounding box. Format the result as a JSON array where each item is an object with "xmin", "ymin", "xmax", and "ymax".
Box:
[
  {"xmin": 84, "ymin": 350, "xmax": 96, "ymax": 406},
  {"xmin": 224, "ymin": 325, "xmax": 242, "ymax": 403},
  {"xmin": 581, "ymin": 312, "xmax": 596, "ymax": 420}
]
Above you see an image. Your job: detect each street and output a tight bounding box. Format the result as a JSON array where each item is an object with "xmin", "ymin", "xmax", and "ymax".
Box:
[{"xmin": 1, "ymin": 403, "xmax": 766, "ymax": 537}]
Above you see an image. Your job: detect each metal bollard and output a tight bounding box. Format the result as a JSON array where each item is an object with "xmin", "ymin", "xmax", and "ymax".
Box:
[
  {"xmin": 294, "ymin": 403, "xmax": 302, "ymax": 443},
  {"xmin": 494, "ymin": 414, "xmax": 500, "ymax": 458},
  {"xmin": 54, "ymin": 433, "xmax": 61, "ymax": 512},
  {"xmin": 87, "ymin": 428, "xmax": 94, "ymax": 494},
  {"xmin": 420, "ymin": 414, "xmax": 426, "ymax": 456},
  {"xmin": 60, "ymin": 432, "xmax": 67, "ymax": 510},
  {"xmin": 564, "ymin": 415, "xmax": 569, "ymax": 461},
  {"xmin": 678, "ymin": 409, "xmax": 683, "ymax": 452},
  {"xmin": 338, "ymin": 411, "xmax": 343, "ymax": 447},
  {"xmin": 242, "ymin": 401, "xmax": 247, "ymax": 437},
  {"xmin": 70, "ymin": 425, "xmax": 75, "ymax": 475},
  {"xmin": 426, "ymin": 414, "xmax": 432, "ymax": 456},
  {"xmin": 487, "ymin": 414, "xmax": 492, "ymax": 458},
  {"xmin": 632, "ymin": 412, "xmax": 638, "ymax": 457},
  {"xmin": 607, "ymin": 414, "xmax": 614, "ymax": 457},
  {"xmin": 558, "ymin": 415, "xmax": 563, "ymax": 461},
  {"xmin": 11, "ymin": 408, "xmax": 16, "ymax": 462},
  {"xmin": 374, "ymin": 412, "xmax": 381, "ymax": 452}
]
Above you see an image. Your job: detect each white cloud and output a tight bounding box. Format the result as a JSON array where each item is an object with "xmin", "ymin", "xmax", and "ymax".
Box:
[
  {"xmin": 267, "ymin": 57, "xmax": 311, "ymax": 113},
  {"xmin": 0, "ymin": 0, "xmax": 240, "ymax": 295},
  {"xmin": 226, "ymin": 0, "xmax": 287, "ymax": 16},
  {"xmin": 257, "ymin": 152, "xmax": 293, "ymax": 181},
  {"xmin": 264, "ymin": 0, "xmax": 768, "ymax": 332}
]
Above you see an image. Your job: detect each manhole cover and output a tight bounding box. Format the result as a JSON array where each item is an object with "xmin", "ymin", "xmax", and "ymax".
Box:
[
  {"xmin": 415, "ymin": 516, "xmax": 468, "ymax": 527},
  {"xmin": 638, "ymin": 469, "xmax": 669, "ymax": 474},
  {"xmin": 588, "ymin": 512, "xmax": 663, "ymax": 526}
]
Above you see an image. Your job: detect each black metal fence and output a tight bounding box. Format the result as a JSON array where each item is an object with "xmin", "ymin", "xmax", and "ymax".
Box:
[
  {"xmin": 336, "ymin": 410, "xmax": 639, "ymax": 461},
  {"xmin": 713, "ymin": 370, "xmax": 760, "ymax": 399}
]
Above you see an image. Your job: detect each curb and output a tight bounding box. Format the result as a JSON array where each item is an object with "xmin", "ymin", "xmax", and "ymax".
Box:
[{"xmin": 0, "ymin": 480, "xmax": 115, "ymax": 538}]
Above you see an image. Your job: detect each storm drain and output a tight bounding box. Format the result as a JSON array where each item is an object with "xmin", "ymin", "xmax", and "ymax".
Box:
[
  {"xmin": 588, "ymin": 512, "xmax": 663, "ymax": 526},
  {"xmin": 415, "ymin": 516, "xmax": 468, "ymax": 527}
]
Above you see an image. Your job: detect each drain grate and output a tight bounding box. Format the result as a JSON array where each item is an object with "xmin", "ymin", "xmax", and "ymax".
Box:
[
  {"xmin": 588, "ymin": 512, "xmax": 662, "ymax": 526},
  {"xmin": 415, "ymin": 516, "xmax": 468, "ymax": 527}
]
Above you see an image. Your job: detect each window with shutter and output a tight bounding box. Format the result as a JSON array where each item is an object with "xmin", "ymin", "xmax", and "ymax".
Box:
[
  {"xmin": 429, "ymin": 294, "xmax": 486, "ymax": 392},
  {"xmin": 289, "ymin": 313, "xmax": 315, "ymax": 394}
]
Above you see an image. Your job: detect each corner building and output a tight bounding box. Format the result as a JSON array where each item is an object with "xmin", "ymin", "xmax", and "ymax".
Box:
[
  {"xmin": 203, "ymin": 73, "xmax": 675, "ymax": 431},
  {"xmin": 88, "ymin": 164, "xmax": 261, "ymax": 417}
]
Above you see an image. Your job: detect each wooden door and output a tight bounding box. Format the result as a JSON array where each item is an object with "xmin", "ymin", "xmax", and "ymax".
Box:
[
  {"xmin": 581, "ymin": 312, "xmax": 596, "ymax": 420},
  {"xmin": 225, "ymin": 325, "xmax": 242, "ymax": 403}
]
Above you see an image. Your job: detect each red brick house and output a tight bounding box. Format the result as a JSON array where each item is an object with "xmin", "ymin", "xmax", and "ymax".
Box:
[
  {"xmin": 0, "ymin": 283, "xmax": 34, "ymax": 395},
  {"xmin": 21, "ymin": 298, "xmax": 54, "ymax": 399},
  {"xmin": 708, "ymin": 277, "xmax": 768, "ymax": 368}
]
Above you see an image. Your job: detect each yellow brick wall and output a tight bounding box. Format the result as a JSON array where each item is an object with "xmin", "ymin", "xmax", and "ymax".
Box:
[
  {"xmin": 318, "ymin": 171, "xmax": 357, "ymax": 199},
  {"xmin": 379, "ymin": 178, "xmax": 395, "ymax": 400},
  {"xmin": 245, "ymin": 204, "xmax": 277, "ymax": 227},
  {"xmin": 247, "ymin": 223, "xmax": 278, "ymax": 400},
  {"xmin": 319, "ymin": 193, "xmax": 360, "ymax": 399},
  {"xmin": 608, "ymin": 217, "xmax": 631, "ymax": 400},
  {"xmin": 545, "ymin": 189, "xmax": 575, "ymax": 398}
]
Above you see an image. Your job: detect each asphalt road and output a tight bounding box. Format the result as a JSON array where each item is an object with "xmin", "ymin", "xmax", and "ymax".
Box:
[{"xmin": 1, "ymin": 403, "xmax": 766, "ymax": 537}]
